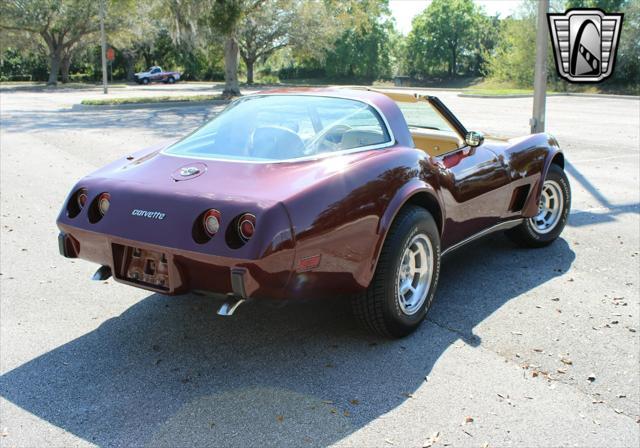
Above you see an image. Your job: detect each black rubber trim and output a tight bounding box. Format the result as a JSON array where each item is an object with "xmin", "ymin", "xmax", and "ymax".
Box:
[
  {"xmin": 58, "ymin": 232, "xmax": 70, "ymax": 258},
  {"xmin": 230, "ymin": 268, "xmax": 247, "ymax": 298},
  {"xmin": 427, "ymin": 96, "xmax": 468, "ymax": 139}
]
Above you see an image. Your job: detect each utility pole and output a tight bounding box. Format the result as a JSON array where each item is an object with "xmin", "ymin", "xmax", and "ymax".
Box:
[
  {"xmin": 531, "ymin": 0, "xmax": 549, "ymax": 133},
  {"xmin": 99, "ymin": 0, "xmax": 108, "ymax": 94}
]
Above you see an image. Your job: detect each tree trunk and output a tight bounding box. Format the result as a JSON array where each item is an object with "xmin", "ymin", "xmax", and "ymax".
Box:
[
  {"xmin": 61, "ymin": 53, "xmax": 72, "ymax": 83},
  {"xmin": 47, "ymin": 48, "xmax": 63, "ymax": 85},
  {"xmin": 223, "ymin": 36, "xmax": 240, "ymax": 96},
  {"xmin": 245, "ymin": 58, "xmax": 255, "ymax": 84},
  {"xmin": 450, "ymin": 45, "xmax": 457, "ymax": 78},
  {"xmin": 123, "ymin": 51, "xmax": 136, "ymax": 81}
]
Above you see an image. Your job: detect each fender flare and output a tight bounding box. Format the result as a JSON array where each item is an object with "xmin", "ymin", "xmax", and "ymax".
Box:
[
  {"xmin": 522, "ymin": 145, "xmax": 565, "ymax": 217},
  {"xmin": 365, "ymin": 179, "xmax": 443, "ymax": 286}
]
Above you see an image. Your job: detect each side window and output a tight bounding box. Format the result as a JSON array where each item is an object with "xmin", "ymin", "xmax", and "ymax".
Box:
[
  {"xmin": 397, "ymin": 100, "xmax": 464, "ymax": 154},
  {"xmin": 397, "ymin": 101, "xmax": 454, "ymax": 131}
]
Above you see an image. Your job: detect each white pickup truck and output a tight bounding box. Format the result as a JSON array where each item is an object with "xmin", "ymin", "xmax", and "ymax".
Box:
[{"xmin": 134, "ymin": 66, "xmax": 181, "ymax": 84}]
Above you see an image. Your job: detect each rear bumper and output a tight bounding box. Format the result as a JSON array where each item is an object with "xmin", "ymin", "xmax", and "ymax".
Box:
[{"xmin": 57, "ymin": 228, "xmax": 292, "ymax": 299}]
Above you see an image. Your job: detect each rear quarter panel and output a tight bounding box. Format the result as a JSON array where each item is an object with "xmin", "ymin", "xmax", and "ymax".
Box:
[{"xmin": 283, "ymin": 146, "xmax": 441, "ymax": 297}]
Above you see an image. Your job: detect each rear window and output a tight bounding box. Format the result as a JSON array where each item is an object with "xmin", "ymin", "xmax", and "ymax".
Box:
[{"xmin": 165, "ymin": 95, "xmax": 391, "ymax": 161}]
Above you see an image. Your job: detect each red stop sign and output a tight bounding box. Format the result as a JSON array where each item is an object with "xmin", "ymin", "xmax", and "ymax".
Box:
[{"xmin": 106, "ymin": 48, "xmax": 115, "ymax": 61}]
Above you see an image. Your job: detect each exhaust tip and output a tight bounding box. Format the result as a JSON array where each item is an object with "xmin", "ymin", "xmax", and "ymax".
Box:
[
  {"xmin": 217, "ymin": 298, "xmax": 245, "ymax": 316},
  {"xmin": 92, "ymin": 265, "xmax": 112, "ymax": 281}
]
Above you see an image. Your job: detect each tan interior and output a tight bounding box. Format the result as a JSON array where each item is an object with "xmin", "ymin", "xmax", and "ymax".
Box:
[
  {"xmin": 409, "ymin": 128, "xmax": 463, "ymax": 156},
  {"xmin": 361, "ymin": 87, "xmax": 465, "ymax": 157}
]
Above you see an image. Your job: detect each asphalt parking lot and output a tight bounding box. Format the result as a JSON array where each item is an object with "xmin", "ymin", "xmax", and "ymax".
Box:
[{"xmin": 1, "ymin": 83, "xmax": 639, "ymax": 447}]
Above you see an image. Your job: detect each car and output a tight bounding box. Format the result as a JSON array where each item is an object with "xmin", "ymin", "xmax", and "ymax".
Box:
[
  {"xmin": 133, "ymin": 66, "xmax": 181, "ymax": 84},
  {"xmin": 56, "ymin": 87, "xmax": 571, "ymax": 337}
]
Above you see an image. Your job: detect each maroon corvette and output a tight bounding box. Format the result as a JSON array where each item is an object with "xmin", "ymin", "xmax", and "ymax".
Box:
[{"xmin": 57, "ymin": 88, "xmax": 571, "ymax": 337}]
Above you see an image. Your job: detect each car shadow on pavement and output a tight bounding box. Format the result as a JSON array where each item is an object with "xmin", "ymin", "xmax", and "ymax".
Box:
[{"xmin": 0, "ymin": 235, "xmax": 575, "ymax": 447}]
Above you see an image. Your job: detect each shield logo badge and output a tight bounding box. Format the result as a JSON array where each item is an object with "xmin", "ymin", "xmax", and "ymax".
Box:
[{"xmin": 547, "ymin": 9, "xmax": 623, "ymax": 83}]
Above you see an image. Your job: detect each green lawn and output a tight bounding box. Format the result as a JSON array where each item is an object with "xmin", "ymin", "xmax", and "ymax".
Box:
[
  {"xmin": 80, "ymin": 94, "xmax": 227, "ymax": 106},
  {"xmin": 0, "ymin": 81, "xmax": 127, "ymax": 90},
  {"xmin": 461, "ymin": 88, "xmax": 552, "ymax": 96}
]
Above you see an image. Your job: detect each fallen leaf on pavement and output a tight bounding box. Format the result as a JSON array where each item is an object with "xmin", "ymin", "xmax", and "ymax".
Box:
[
  {"xmin": 276, "ymin": 415, "xmax": 284, "ymax": 422},
  {"xmin": 464, "ymin": 416, "xmax": 474, "ymax": 424},
  {"xmin": 350, "ymin": 399, "xmax": 360, "ymax": 405},
  {"xmin": 422, "ymin": 431, "xmax": 440, "ymax": 448},
  {"xmin": 560, "ymin": 357, "xmax": 573, "ymax": 365},
  {"xmin": 587, "ymin": 374, "xmax": 596, "ymax": 382}
]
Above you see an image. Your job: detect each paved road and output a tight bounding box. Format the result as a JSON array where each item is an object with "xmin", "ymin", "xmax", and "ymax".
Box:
[{"xmin": 1, "ymin": 84, "xmax": 639, "ymax": 447}]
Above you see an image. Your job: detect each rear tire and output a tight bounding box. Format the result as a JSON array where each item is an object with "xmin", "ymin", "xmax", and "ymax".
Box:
[
  {"xmin": 506, "ymin": 164, "xmax": 571, "ymax": 248},
  {"xmin": 168, "ymin": 76, "xmax": 176, "ymax": 84},
  {"xmin": 351, "ymin": 206, "xmax": 441, "ymax": 338}
]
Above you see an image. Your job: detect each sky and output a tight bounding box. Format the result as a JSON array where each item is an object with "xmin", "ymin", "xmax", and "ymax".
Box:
[{"xmin": 389, "ymin": 0, "xmax": 524, "ymax": 35}]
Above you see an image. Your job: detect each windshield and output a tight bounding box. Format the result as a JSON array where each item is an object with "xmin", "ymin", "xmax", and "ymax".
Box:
[{"xmin": 165, "ymin": 95, "xmax": 392, "ymax": 161}]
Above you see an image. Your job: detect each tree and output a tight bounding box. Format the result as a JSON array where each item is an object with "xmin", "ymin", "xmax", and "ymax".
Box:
[
  {"xmin": 613, "ymin": 0, "xmax": 639, "ymax": 88},
  {"xmin": 237, "ymin": 1, "xmax": 293, "ymax": 84},
  {"xmin": 406, "ymin": 0, "xmax": 482, "ymax": 78},
  {"xmin": 237, "ymin": 0, "xmax": 339, "ymax": 84},
  {"xmin": 0, "ymin": 0, "xmax": 133, "ymax": 85},
  {"xmin": 325, "ymin": 21, "xmax": 393, "ymax": 80}
]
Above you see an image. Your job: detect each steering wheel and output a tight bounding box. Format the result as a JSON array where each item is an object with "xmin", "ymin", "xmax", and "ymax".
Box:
[{"xmin": 309, "ymin": 124, "xmax": 352, "ymax": 154}]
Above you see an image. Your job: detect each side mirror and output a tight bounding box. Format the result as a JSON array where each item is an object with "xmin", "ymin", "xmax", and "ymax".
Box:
[{"xmin": 465, "ymin": 131, "xmax": 484, "ymax": 147}]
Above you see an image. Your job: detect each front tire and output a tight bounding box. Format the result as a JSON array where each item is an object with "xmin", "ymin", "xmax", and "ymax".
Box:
[
  {"xmin": 506, "ymin": 163, "xmax": 571, "ymax": 247},
  {"xmin": 142, "ymin": 78, "xmax": 149, "ymax": 85},
  {"xmin": 351, "ymin": 206, "xmax": 441, "ymax": 338}
]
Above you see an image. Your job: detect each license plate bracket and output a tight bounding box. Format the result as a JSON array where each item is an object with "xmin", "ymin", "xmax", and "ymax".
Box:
[{"xmin": 120, "ymin": 246, "xmax": 170, "ymax": 291}]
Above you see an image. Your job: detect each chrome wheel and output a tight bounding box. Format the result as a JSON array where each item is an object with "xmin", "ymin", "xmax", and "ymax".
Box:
[
  {"xmin": 530, "ymin": 179, "xmax": 564, "ymax": 234},
  {"xmin": 397, "ymin": 233, "xmax": 434, "ymax": 316}
]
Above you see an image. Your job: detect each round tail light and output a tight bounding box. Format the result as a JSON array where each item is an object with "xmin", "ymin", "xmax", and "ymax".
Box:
[
  {"xmin": 202, "ymin": 209, "xmax": 221, "ymax": 237},
  {"xmin": 238, "ymin": 213, "xmax": 256, "ymax": 242},
  {"xmin": 77, "ymin": 189, "xmax": 88, "ymax": 209},
  {"xmin": 98, "ymin": 193, "xmax": 111, "ymax": 216}
]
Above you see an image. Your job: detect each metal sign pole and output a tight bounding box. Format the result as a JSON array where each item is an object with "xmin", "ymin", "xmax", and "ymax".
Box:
[
  {"xmin": 531, "ymin": 0, "xmax": 549, "ymax": 134},
  {"xmin": 100, "ymin": 0, "xmax": 108, "ymax": 94}
]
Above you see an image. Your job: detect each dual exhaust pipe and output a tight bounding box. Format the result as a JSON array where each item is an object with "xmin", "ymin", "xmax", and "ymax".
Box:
[{"xmin": 91, "ymin": 265, "xmax": 245, "ymax": 316}]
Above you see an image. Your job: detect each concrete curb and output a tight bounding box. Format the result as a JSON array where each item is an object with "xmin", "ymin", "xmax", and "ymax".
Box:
[
  {"xmin": 459, "ymin": 92, "xmax": 639, "ymax": 100},
  {"xmin": 72, "ymin": 99, "xmax": 229, "ymax": 110}
]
